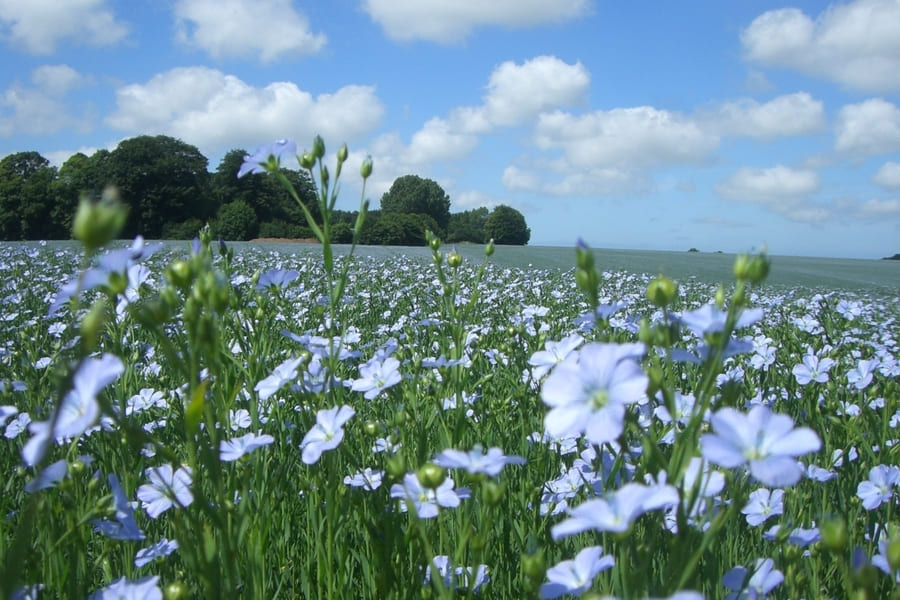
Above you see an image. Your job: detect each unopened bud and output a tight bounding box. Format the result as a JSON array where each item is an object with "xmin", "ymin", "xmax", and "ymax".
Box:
[
  {"xmin": 336, "ymin": 143, "xmax": 348, "ymax": 163},
  {"xmin": 312, "ymin": 135, "xmax": 325, "ymax": 159},
  {"xmin": 300, "ymin": 153, "xmax": 315, "ymax": 170},
  {"xmin": 360, "ymin": 155, "xmax": 373, "ymax": 179},
  {"xmin": 417, "ymin": 463, "xmax": 446, "ymax": 489},
  {"xmin": 447, "ymin": 249, "xmax": 462, "ymax": 269},
  {"xmin": 485, "ymin": 239, "xmax": 495, "ymax": 257},
  {"xmin": 72, "ymin": 190, "xmax": 128, "ymax": 251},
  {"xmin": 647, "ymin": 276, "xmax": 678, "ymax": 308}
]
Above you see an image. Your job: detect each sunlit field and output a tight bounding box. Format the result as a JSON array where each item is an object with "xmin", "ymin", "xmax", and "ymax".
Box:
[{"xmin": 1, "ymin": 144, "xmax": 899, "ymax": 599}]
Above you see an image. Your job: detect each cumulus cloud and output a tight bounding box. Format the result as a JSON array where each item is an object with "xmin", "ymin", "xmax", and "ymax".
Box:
[
  {"xmin": 741, "ymin": 0, "xmax": 900, "ymax": 92},
  {"xmin": 362, "ymin": 0, "xmax": 590, "ymax": 43},
  {"xmin": 0, "ymin": 0, "xmax": 128, "ymax": 54},
  {"xmin": 399, "ymin": 56, "xmax": 588, "ymax": 164},
  {"xmin": 105, "ymin": 66, "xmax": 384, "ymax": 160},
  {"xmin": 873, "ymin": 162, "xmax": 900, "ymax": 188},
  {"xmin": 705, "ymin": 92, "xmax": 825, "ymax": 139},
  {"xmin": 534, "ymin": 107, "xmax": 718, "ymax": 169},
  {"xmin": 715, "ymin": 165, "xmax": 827, "ymax": 223},
  {"xmin": 856, "ymin": 198, "xmax": 900, "ymax": 218},
  {"xmin": 174, "ymin": 0, "xmax": 326, "ymax": 62},
  {"xmin": 834, "ymin": 98, "xmax": 900, "ymax": 156},
  {"xmin": 0, "ymin": 65, "xmax": 92, "ymax": 136},
  {"xmin": 407, "ymin": 117, "xmax": 479, "ymax": 163},
  {"xmin": 481, "ymin": 56, "xmax": 589, "ymax": 126},
  {"xmin": 31, "ymin": 64, "xmax": 90, "ymax": 96}
]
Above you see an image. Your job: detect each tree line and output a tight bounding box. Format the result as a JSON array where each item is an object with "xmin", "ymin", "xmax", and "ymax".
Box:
[{"xmin": 0, "ymin": 134, "xmax": 530, "ymax": 245}]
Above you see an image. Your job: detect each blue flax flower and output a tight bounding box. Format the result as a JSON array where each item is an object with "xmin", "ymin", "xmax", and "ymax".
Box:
[
  {"xmin": 254, "ymin": 356, "xmax": 303, "ymax": 401},
  {"xmin": 433, "ymin": 445, "xmax": 526, "ymax": 477},
  {"xmin": 299, "ymin": 405, "xmax": 355, "ymax": 465},
  {"xmin": 136, "ymin": 464, "xmax": 194, "ymax": 519},
  {"xmin": 237, "ymin": 139, "xmax": 297, "ymax": 177},
  {"xmin": 722, "ymin": 558, "xmax": 783, "ymax": 600},
  {"xmin": 542, "ymin": 342, "xmax": 648, "ymax": 446},
  {"xmin": 390, "ymin": 472, "xmax": 466, "ymax": 519},
  {"xmin": 856, "ymin": 464, "xmax": 900, "ymax": 510},
  {"xmin": 741, "ymin": 488, "xmax": 784, "ymax": 527},
  {"xmin": 539, "ymin": 545, "xmax": 615, "ymax": 599},
  {"xmin": 93, "ymin": 473, "xmax": 145, "ymax": 541},
  {"xmin": 219, "ymin": 432, "xmax": 275, "ymax": 462},
  {"xmin": 551, "ymin": 481, "xmax": 679, "ymax": 539},
  {"xmin": 87, "ymin": 576, "xmax": 162, "ymax": 600},
  {"xmin": 350, "ymin": 356, "xmax": 402, "ymax": 400},
  {"xmin": 700, "ymin": 405, "xmax": 820, "ymax": 487},
  {"xmin": 22, "ymin": 354, "xmax": 124, "ymax": 466},
  {"xmin": 134, "ymin": 538, "xmax": 178, "ymax": 568},
  {"xmin": 425, "ymin": 556, "xmax": 490, "ymax": 593}
]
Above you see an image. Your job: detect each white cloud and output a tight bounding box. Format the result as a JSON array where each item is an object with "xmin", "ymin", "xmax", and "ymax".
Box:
[
  {"xmin": 44, "ymin": 146, "xmax": 102, "ymax": 168},
  {"xmin": 362, "ymin": 0, "xmax": 590, "ymax": 43},
  {"xmin": 715, "ymin": 165, "xmax": 827, "ymax": 223},
  {"xmin": 406, "ymin": 117, "xmax": 478, "ymax": 164},
  {"xmin": 501, "ymin": 166, "xmax": 542, "ymax": 192},
  {"xmin": 534, "ymin": 107, "xmax": 718, "ymax": 169},
  {"xmin": 31, "ymin": 65, "xmax": 90, "ymax": 96},
  {"xmin": 105, "ymin": 66, "xmax": 384, "ymax": 161},
  {"xmin": 873, "ymin": 162, "xmax": 900, "ymax": 188},
  {"xmin": 174, "ymin": 0, "xmax": 326, "ymax": 62},
  {"xmin": 835, "ymin": 98, "xmax": 900, "ymax": 156},
  {"xmin": 742, "ymin": 0, "xmax": 900, "ymax": 92},
  {"xmin": 0, "ymin": 0, "xmax": 127, "ymax": 54},
  {"xmin": 454, "ymin": 190, "xmax": 502, "ymax": 210},
  {"xmin": 1, "ymin": 66, "xmax": 92, "ymax": 136},
  {"xmin": 856, "ymin": 197, "xmax": 900, "ymax": 218},
  {"xmin": 706, "ymin": 92, "xmax": 825, "ymax": 140},
  {"xmin": 400, "ymin": 56, "xmax": 589, "ymax": 164},
  {"xmin": 481, "ymin": 56, "xmax": 589, "ymax": 126}
]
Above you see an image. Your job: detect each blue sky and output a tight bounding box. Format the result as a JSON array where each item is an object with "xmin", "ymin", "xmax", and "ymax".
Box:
[{"xmin": 1, "ymin": 0, "xmax": 899, "ymax": 258}]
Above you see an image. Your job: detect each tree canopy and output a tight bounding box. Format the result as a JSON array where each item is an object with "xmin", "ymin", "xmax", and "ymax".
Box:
[
  {"xmin": 380, "ymin": 175, "xmax": 451, "ymax": 233},
  {"xmin": 484, "ymin": 204, "xmax": 531, "ymax": 245},
  {"xmin": 0, "ymin": 141, "xmax": 531, "ymax": 246}
]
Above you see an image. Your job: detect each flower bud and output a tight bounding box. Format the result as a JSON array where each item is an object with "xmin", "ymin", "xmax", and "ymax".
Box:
[
  {"xmin": 481, "ymin": 481, "xmax": 505, "ymax": 506},
  {"xmin": 575, "ymin": 238, "xmax": 595, "ymax": 271},
  {"xmin": 715, "ymin": 285, "xmax": 726, "ymax": 309},
  {"xmin": 360, "ymin": 155, "xmax": 373, "ymax": 179},
  {"xmin": 521, "ymin": 551, "xmax": 545, "ymax": 581},
  {"xmin": 164, "ymin": 582, "xmax": 190, "ymax": 600},
  {"xmin": 166, "ymin": 260, "xmax": 192, "ymax": 290},
  {"xmin": 485, "ymin": 239, "xmax": 495, "ymax": 257},
  {"xmin": 427, "ymin": 230, "xmax": 441, "ymax": 251},
  {"xmin": 300, "ymin": 153, "xmax": 315, "ymax": 170},
  {"xmin": 647, "ymin": 275, "xmax": 678, "ymax": 308},
  {"xmin": 81, "ymin": 298, "xmax": 108, "ymax": 352},
  {"xmin": 447, "ymin": 249, "xmax": 462, "ymax": 269},
  {"xmin": 363, "ymin": 420, "xmax": 379, "ymax": 436},
  {"xmin": 72, "ymin": 190, "xmax": 128, "ymax": 251},
  {"xmin": 822, "ymin": 517, "xmax": 848, "ymax": 553},
  {"xmin": 417, "ymin": 463, "xmax": 446, "ymax": 489},
  {"xmin": 888, "ymin": 536, "xmax": 900, "ymax": 573},
  {"xmin": 337, "ymin": 143, "xmax": 348, "ymax": 163},
  {"xmin": 385, "ymin": 455, "xmax": 406, "ymax": 479},
  {"xmin": 312, "ymin": 135, "xmax": 325, "ymax": 159}
]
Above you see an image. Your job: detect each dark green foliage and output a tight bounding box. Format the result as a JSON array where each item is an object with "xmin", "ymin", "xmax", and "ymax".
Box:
[
  {"xmin": 258, "ymin": 220, "xmax": 313, "ymax": 239},
  {"xmin": 0, "ymin": 152, "xmax": 58, "ymax": 240},
  {"xmin": 380, "ymin": 175, "xmax": 450, "ymax": 232},
  {"xmin": 216, "ymin": 200, "xmax": 259, "ymax": 241},
  {"xmin": 360, "ymin": 212, "xmax": 436, "ymax": 246},
  {"xmin": 331, "ymin": 222, "xmax": 353, "ymax": 244},
  {"xmin": 106, "ymin": 135, "xmax": 213, "ymax": 238},
  {"xmin": 161, "ymin": 218, "xmax": 206, "ymax": 240},
  {"xmin": 484, "ymin": 204, "xmax": 530, "ymax": 245},
  {"xmin": 212, "ymin": 149, "xmax": 319, "ymax": 228},
  {"xmin": 447, "ymin": 207, "xmax": 489, "ymax": 243}
]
